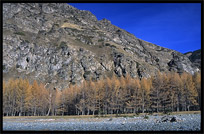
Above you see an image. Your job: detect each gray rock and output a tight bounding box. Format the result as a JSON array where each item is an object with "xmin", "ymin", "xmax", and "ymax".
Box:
[
  {"xmin": 3, "ymin": 114, "xmax": 201, "ymax": 131},
  {"xmin": 184, "ymin": 49, "xmax": 201, "ymax": 69}
]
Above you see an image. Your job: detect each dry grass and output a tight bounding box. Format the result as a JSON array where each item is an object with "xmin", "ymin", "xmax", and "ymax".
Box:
[
  {"xmin": 61, "ymin": 23, "xmax": 82, "ymax": 30},
  {"xmin": 171, "ymin": 111, "xmax": 200, "ymax": 115},
  {"xmin": 150, "ymin": 111, "xmax": 201, "ymax": 116},
  {"xmin": 3, "ymin": 111, "xmax": 200, "ymax": 120}
]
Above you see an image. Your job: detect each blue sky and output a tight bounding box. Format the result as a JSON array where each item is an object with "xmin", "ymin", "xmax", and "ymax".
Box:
[{"xmin": 69, "ymin": 3, "xmax": 201, "ymax": 53}]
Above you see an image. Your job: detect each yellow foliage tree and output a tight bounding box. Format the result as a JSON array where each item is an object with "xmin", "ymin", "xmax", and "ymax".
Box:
[
  {"xmin": 181, "ymin": 72, "xmax": 198, "ymax": 111},
  {"xmin": 193, "ymin": 72, "xmax": 201, "ymax": 109},
  {"xmin": 140, "ymin": 77, "xmax": 151, "ymax": 113}
]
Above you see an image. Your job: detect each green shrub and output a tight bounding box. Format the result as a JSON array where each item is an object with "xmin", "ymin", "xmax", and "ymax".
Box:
[
  {"xmin": 75, "ymin": 38, "xmax": 81, "ymax": 42},
  {"xmin": 69, "ymin": 28, "xmax": 80, "ymax": 32},
  {"xmin": 94, "ymin": 115, "xmax": 99, "ymax": 118},
  {"xmin": 98, "ymin": 39, "xmax": 104, "ymax": 42},
  {"xmin": 14, "ymin": 32, "xmax": 25, "ymax": 36},
  {"xmin": 144, "ymin": 115, "xmax": 149, "ymax": 119},
  {"xmin": 71, "ymin": 81, "xmax": 76, "ymax": 85},
  {"xmin": 110, "ymin": 45, "xmax": 116, "ymax": 48},
  {"xmin": 93, "ymin": 26, "xmax": 98, "ymax": 30},
  {"xmin": 84, "ymin": 36, "xmax": 94, "ymax": 42},
  {"xmin": 84, "ymin": 71, "xmax": 91, "ymax": 76},
  {"xmin": 105, "ymin": 43, "xmax": 110, "ymax": 46},
  {"xmin": 148, "ymin": 111, "xmax": 153, "ymax": 115},
  {"xmin": 129, "ymin": 115, "xmax": 135, "ymax": 118},
  {"xmin": 123, "ymin": 115, "xmax": 128, "ymax": 118},
  {"xmin": 156, "ymin": 47, "xmax": 164, "ymax": 51},
  {"xmin": 136, "ymin": 62, "xmax": 140, "ymax": 68},
  {"xmin": 54, "ymin": 24, "xmax": 60, "ymax": 27},
  {"xmin": 3, "ymin": 65, "xmax": 6, "ymax": 70},
  {"xmin": 163, "ymin": 109, "xmax": 171, "ymax": 115},
  {"xmin": 59, "ymin": 41, "xmax": 67, "ymax": 48},
  {"xmin": 104, "ymin": 43, "xmax": 116, "ymax": 48},
  {"xmin": 98, "ymin": 45, "xmax": 103, "ymax": 48},
  {"xmin": 134, "ymin": 113, "xmax": 140, "ymax": 117},
  {"xmin": 25, "ymin": 40, "xmax": 30, "ymax": 43},
  {"xmin": 98, "ymin": 110, "xmax": 104, "ymax": 116},
  {"xmin": 91, "ymin": 77, "xmax": 97, "ymax": 82}
]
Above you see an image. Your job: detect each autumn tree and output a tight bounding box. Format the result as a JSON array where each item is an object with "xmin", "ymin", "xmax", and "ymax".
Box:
[
  {"xmin": 125, "ymin": 77, "xmax": 141, "ymax": 114},
  {"xmin": 181, "ymin": 72, "xmax": 198, "ymax": 111},
  {"xmin": 16, "ymin": 79, "xmax": 30, "ymax": 116},
  {"xmin": 87, "ymin": 79, "xmax": 106, "ymax": 116},
  {"xmin": 193, "ymin": 72, "xmax": 201, "ymax": 110},
  {"xmin": 60, "ymin": 87, "xmax": 69, "ymax": 115},
  {"xmin": 166, "ymin": 72, "xmax": 183, "ymax": 112},
  {"xmin": 38, "ymin": 83, "xmax": 49, "ymax": 115},
  {"xmin": 86, "ymin": 80, "xmax": 97, "ymax": 115},
  {"xmin": 159, "ymin": 73, "xmax": 172, "ymax": 112},
  {"xmin": 3, "ymin": 80, "xmax": 10, "ymax": 116},
  {"xmin": 5, "ymin": 79, "xmax": 19, "ymax": 116},
  {"xmin": 29, "ymin": 80, "xmax": 39, "ymax": 116},
  {"xmin": 103, "ymin": 77, "xmax": 113, "ymax": 115},
  {"xmin": 76, "ymin": 81, "xmax": 87, "ymax": 115},
  {"xmin": 150, "ymin": 71, "xmax": 164, "ymax": 113},
  {"xmin": 140, "ymin": 77, "xmax": 151, "ymax": 113},
  {"xmin": 110, "ymin": 75, "xmax": 121, "ymax": 114},
  {"xmin": 3, "ymin": 70, "xmax": 200, "ymax": 116}
]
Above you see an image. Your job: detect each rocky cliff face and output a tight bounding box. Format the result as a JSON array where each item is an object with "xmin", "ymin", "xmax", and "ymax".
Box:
[
  {"xmin": 184, "ymin": 49, "xmax": 201, "ymax": 69},
  {"xmin": 3, "ymin": 3, "xmax": 199, "ymax": 90}
]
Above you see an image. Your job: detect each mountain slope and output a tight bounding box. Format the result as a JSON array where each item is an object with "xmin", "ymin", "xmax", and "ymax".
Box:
[
  {"xmin": 184, "ymin": 49, "xmax": 201, "ymax": 69},
  {"xmin": 3, "ymin": 3, "xmax": 199, "ymax": 89}
]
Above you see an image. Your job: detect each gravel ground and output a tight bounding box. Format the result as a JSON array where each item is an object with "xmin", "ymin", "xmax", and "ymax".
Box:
[{"xmin": 3, "ymin": 114, "xmax": 201, "ymax": 131}]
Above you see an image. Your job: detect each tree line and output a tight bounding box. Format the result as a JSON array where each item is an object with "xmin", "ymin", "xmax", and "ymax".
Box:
[{"xmin": 3, "ymin": 71, "xmax": 201, "ymax": 116}]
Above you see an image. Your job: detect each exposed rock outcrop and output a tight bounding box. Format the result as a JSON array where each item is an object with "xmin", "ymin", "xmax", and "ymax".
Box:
[
  {"xmin": 3, "ymin": 3, "xmax": 200, "ymax": 89},
  {"xmin": 184, "ymin": 49, "xmax": 201, "ymax": 69}
]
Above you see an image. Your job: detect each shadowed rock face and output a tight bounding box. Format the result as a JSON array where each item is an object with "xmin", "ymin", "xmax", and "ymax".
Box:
[
  {"xmin": 184, "ymin": 49, "xmax": 201, "ymax": 70},
  {"xmin": 3, "ymin": 3, "xmax": 199, "ymax": 89}
]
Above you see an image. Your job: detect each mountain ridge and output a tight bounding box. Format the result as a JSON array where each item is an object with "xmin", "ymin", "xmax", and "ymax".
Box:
[{"xmin": 3, "ymin": 3, "xmax": 200, "ymax": 90}]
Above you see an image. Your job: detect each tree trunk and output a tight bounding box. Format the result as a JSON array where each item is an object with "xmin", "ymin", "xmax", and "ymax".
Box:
[
  {"xmin": 142, "ymin": 103, "xmax": 145, "ymax": 113},
  {"xmin": 171, "ymin": 101, "xmax": 174, "ymax": 112},
  {"xmin": 134, "ymin": 108, "xmax": 136, "ymax": 114},
  {"xmin": 177, "ymin": 94, "xmax": 180, "ymax": 112},
  {"xmin": 46, "ymin": 107, "xmax": 51, "ymax": 116},
  {"xmin": 156, "ymin": 89, "xmax": 159, "ymax": 113},
  {"xmin": 156, "ymin": 101, "xmax": 159, "ymax": 113},
  {"xmin": 116, "ymin": 109, "xmax": 119, "ymax": 114},
  {"xmin": 142, "ymin": 90, "xmax": 145, "ymax": 113},
  {"xmin": 197, "ymin": 97, "xmax": 200, "ymax": 110},
  {"xmin": 20, "ymin": 97, "xmax": 23, "ymax": 117},
  {"xmin": 34, "ymin": 106, "xmax": 36, "ymax": 116},
  {"xmin": 187, "ymin": 105, "xmax": 190, "ymax": 111}
]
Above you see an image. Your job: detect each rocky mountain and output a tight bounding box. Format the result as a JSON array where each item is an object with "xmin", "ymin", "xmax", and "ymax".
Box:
[
  {"xmin": 3, "ymin": 3, "xmax": 200, "ymax": 90},
  {"xmin": 184, "ymin": 49, "xmax": 201, "ymax": 69}
]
